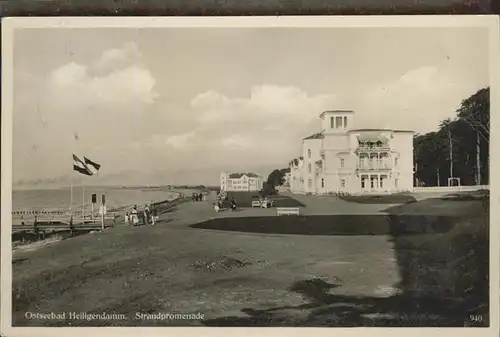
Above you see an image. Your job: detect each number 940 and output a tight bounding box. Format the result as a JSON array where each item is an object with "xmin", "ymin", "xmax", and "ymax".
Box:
[{"xmin": 469, "ymin": 314, "xmax": 483, "ymax": 323}]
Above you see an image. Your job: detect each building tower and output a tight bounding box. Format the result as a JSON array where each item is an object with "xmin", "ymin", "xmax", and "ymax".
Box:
[{"xmin": 320, "ymin": 110, "xmax": 354, "ymax": 134}]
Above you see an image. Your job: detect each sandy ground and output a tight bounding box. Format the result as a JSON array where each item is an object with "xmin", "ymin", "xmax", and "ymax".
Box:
[{"xmin": 11, "ymin": 191, "xmax": 488, "ymax": 327}]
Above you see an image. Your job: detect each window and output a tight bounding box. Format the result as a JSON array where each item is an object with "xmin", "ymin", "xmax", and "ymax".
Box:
[
  {"xmin": 370, "ymin": 179, "xmax": 375, "ymax": 188},
  {"xmin": 308, "ymin": 149, "xmax": 311, "ymax": 158},
  {"xmin": 335, "ymin": 116, "xmax": 343, "ymax": 129},
  {"xmin": 395, "ymin": 158, "xmax": 399, "ymax": 167},
  {"xmin": 308, "ymin": 164, "xmax": 312, "ymax": 173},
  {"xmin": 395, "ymin": 179, "xmax": 398, "ymax": 189},
  {"xmin": 321, "ymin": 178, "xmax": 325, "ymax": 188},
  {"xmin": 330, "ymin": 117, "xmax": 334, "ymax": 128},
  {"xmin": 341, "ymin": 179, "xmax": 345, "ymax": 188},
  {"xmin": 343, "ymin": 116, "xmax": 348, "ymax": 128},
  {"xmin": 361, "ymin": 179, "xmax": 365, "ymax": 188},
  {"xmin": 308, "ymin": 179, "xmax": 312, "ymax": 188},
  {"xmin": 340, "ymin": 158, "xmax": 345, "ymax": 168},
  {"xmin": 380, "ymin": 178, "xmax": 384, "ymax": 188}
]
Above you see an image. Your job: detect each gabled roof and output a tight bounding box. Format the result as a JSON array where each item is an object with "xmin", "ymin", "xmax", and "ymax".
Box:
[
  {"xmin": 319, "ymin": 110, "xmax": 355, "ymax": 118},
  {"xmin": 228, "ymin": 172, "xmax": 260, "ymax": 179},
  {"xmin": 348, "ymin": 128, "xmax": 414, "ymax": 133},
  {"xmin": 303, "ymin": 132, "xmax": 324, "ymax": 140}
]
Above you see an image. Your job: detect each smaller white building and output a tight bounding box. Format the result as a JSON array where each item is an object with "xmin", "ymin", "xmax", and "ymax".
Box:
[{"xmin": 220, "ymin": 172, "xmax": 264, "ymax": 192}]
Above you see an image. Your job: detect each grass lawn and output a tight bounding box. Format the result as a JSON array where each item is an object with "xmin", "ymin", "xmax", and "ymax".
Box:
[
  {"xmin": 224, "ymin": 191, "xmax": 305, "ymax": 208},
  {"xmin": 339, "ymin": 193, "xmax": 417, "ymax": 204},
  {"xmin": 191, "ymin": 214, "xmax": 458, "ymax": 236}
]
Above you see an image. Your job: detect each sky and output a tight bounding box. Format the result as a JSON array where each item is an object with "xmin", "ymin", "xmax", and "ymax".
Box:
[{"xmin": 12, "ymin": 27, "xmax": 489, "ymax": 186}]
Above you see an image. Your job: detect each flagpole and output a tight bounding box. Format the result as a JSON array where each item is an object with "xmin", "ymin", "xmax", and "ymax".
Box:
[
  {"xmin": 70, "ymin": 171, "xmax": 73, "ymax": 214},
  {"xmin": 82, "ymin": 175, "xmax": 85, "ymax": 223}
]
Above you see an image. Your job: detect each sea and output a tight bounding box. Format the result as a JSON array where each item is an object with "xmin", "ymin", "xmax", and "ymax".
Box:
[{"xmin": 12, "ymin": 186, "xmax": 181, "ymax": 214}]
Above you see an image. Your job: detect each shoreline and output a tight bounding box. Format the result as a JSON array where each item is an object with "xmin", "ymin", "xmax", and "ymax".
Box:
[
  {"xmin": 11, "ymin": 189, "xmax": 191, "ymax": 216},
  {"xmin": 10, "ymin": 190, "xmax": 195, "ymax": 250}
]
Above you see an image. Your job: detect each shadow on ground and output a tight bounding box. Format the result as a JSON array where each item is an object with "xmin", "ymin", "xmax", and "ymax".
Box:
[
  {"xmin": 200, "ymin": 191, "xmax": 489, "ymax": 327},
  {"xmin": 190, "ymin": 215, "xmax": 457, "ymax": 236},
  {"xmin": 339, "ymin": 193, "xmax": 417, "ymax": 204},
  {"xmin": 202, "ymin": 276, "xmax": 487, "ymax": 327}
]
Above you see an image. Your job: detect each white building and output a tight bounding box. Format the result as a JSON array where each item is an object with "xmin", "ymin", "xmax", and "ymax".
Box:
[
  {"xmin": 289, "ymin": 110, "xmax": 414, "ymax": 194},
  {"xmin": 284, "ymin": 172, "xmax": 291, "ymax": 187},
  {"xmin": 220, "ymin": 172, "xmax": 264, "ymax": 192}
]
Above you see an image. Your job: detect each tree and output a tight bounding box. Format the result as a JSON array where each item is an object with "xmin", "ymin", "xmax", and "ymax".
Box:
[
  {"xmin": 413, "ymin": 87, "xmax": 489, "ymax": 186},
  {"xmin": 266, "ymin": 169, "xmax": 288, "ymax": 188},
  {"xmin": 439, "ymin": 118, "xmax": 455, "ymax": 183},
  {"xmin": 260, "ymin": 182, "xmax": 277, "ymax": 196},
  {"xmin": 457, "ymin": 87, "xmax": 489, "ymax": 143},
  {"xmin": 414, "ymin": 131, "xmax": 447, "ymax": 186},
  {"xmin": 456, "ymin": 87, "xmax": 490, "ymax": 184}
]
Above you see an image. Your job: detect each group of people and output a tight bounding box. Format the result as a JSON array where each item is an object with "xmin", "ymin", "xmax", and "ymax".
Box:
[
  {"xmin": 192, "ymin": 192, "xmax": 205, "ymax": 202},
  {"xmin": 124, "ymin": 203, "xmax": 159, "ymax": 226},
  {"xmin": 213, "ymin": 190, "xmax": 237, "ymax": 212},
  {"xmin": 258, "ymin": 196, "xmax": 274, "ymax": 208}
]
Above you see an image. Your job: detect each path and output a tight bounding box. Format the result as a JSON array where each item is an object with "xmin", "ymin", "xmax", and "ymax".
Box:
[{"xmin": 12, "ymin": 192, "xmax": 403, "ymax": 327}]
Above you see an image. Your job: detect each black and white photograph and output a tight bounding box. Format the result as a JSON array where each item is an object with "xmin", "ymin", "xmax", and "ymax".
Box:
[{"xmin": 1, "ymin": 16, "xmax": 499, "ymax": 336}]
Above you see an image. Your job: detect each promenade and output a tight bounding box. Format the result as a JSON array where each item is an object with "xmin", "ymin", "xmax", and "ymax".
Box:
[{"xmin": 11, "ymin": 190, "xmax": 488, "ymax": 327}]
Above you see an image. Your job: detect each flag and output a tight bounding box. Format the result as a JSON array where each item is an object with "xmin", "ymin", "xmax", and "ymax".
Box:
[
  {"xmin": 73, "ymin": 154, "xmax": 93, "ymax": 176},
  {"xmin": 84, "ymin": 156, "xmax": 101, "ymax": 174}
]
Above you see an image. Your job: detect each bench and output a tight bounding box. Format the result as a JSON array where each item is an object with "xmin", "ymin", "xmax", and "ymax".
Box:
[{"xmin": 276, "ymin": 207, "xmax": 300, "ymax": 216}]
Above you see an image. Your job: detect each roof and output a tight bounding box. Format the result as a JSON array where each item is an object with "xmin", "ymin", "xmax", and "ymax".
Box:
[
  {"xmin": 302, "ymin": 132, "xmax": 324, "ymax": 140},
  {"xmin": 228, "ymin": 172, "xmax": 261, "ymax": 179},
  {"xmin": 348, "ymin": 128, "xmax": 414, "ymax": 133},
  {"xmin": 357, "ymin": 133, "xmax": 389, "ymax": 144},
  {"xmin": 319, "ymin": 110, "xmax": 355, "ymax": 118}
]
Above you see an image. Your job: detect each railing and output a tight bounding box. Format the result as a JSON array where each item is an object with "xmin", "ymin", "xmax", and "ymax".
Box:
[
  {"xmin": 356, "ymin": 164, "xmax": 392, "ymax": 172},
  {"xmin": 355, "ymin": 146, "xmax": 391, "ymax": 153}
]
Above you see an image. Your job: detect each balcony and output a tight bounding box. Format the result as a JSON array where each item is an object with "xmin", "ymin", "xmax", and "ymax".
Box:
[
  {"xmin": 356, "ymin": 164, "xmax": 392, "ymax": 173},
  {"xmin": 355, "ymin": 146, "xmax": 391, "ymax": 153}
]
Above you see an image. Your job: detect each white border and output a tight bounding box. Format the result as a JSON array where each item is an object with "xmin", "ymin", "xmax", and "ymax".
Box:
[{"xmin": 1, "ymin": 15, "xmax": 499, "ymax": 337}]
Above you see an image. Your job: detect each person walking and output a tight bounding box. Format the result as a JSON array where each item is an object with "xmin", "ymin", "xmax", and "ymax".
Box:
[
  {"xmin": 131, "ymin": 206, "xmax": 139, "ymax": 226},
  {"xmin": 151, "ymin": 206, "xmax": 157, "ymax": 225},
  {"xmin": 124, "ymin": 212, "xmax": 130, "ymax": 226},
  {"xmin": 144, "ymin": 204, "xmax": 150, "ymax": 224}
]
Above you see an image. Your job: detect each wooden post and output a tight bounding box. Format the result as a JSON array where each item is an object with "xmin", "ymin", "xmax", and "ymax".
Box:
[
  {"xmin": 476, "ymin": 131, "xmax": 481, "ymax": 185},
  {"xmin": 101, "ymin": 194, "xmax": 105, "ymax": 231},
  {"xmin": 33, "ymin": 215, "xmax": 38, "ymax": 240},
  {"xmin": 69, "ymin": 215, "xmax": 74, "ymax": 236}
]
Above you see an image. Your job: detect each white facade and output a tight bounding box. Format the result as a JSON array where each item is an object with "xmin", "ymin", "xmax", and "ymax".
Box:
[
  {"xmin": 220, "ymin": 172, "xmax": 264, "ymax": 192},
  {"xmin": 289, "ymin": 110, "xmax": 414, "ymax": 194},
  {"xmin": 284, "ymin": 172, "xmax": 291, "ymax": 187}
]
